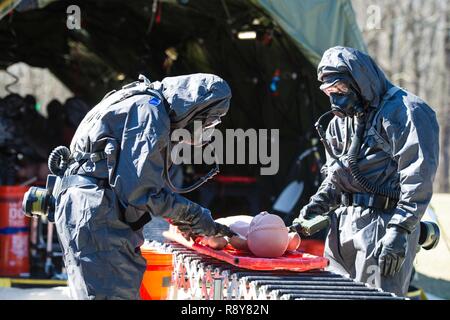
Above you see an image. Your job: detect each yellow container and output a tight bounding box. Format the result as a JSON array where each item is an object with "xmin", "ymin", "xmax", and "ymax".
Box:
[{"xmin": 139, "ymin": 244, "xmax": 173, "ymax": 300}]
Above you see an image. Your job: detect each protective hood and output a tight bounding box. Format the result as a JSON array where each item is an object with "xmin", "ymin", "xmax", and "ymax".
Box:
[
  {"xmin": 151, "ymin": 73, "xmax": 232, "ymax": 129},
  {"xmin": 317, "ymin": 46, "xmax": 393, "ymax": 109}
]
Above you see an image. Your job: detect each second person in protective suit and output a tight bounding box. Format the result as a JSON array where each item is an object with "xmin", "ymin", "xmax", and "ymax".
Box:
[
  {"xmin": 294, "ymin": 46, "xmax": 439, "ymax": 296},
  {"xmin": 53, "ymin": 73, "xmax": 232, "ymax": 299}
]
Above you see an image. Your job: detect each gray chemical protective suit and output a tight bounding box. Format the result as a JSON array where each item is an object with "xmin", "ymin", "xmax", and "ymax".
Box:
[
  {"xmin": 301, "ymin": 47, "xmax": 439, "ymax": 296},
  {"xmin": 54, "ymin": 74, "xmax": 231, "ymax": 299}
]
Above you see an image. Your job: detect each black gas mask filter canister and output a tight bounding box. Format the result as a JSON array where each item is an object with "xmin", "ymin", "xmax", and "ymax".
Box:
[{"xmin": 22, "ymin": 146, "xmax": 70, "ymax": 221}]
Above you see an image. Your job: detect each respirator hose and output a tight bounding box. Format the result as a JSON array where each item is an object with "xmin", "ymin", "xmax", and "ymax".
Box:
[
  {"xmin": 48, "ymin": 146, "xmax": 71, "ymax": 177},
  {"xmin": 347, "ymin": 115, "xmax": 401, "ymax": 200},
  {"xmin": 315, "ymin": 110, "xmax": 340, "ymax": 161},
  {"xmin": 163, "ymin": 142, "xmax": 219, "ymax": 194}
]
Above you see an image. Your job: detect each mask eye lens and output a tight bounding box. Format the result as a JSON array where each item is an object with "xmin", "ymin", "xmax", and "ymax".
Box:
[
  {"xmin": 335, "ymin": 82, "xmax": 349, "ymax": 93},
  {"xmin": 204, "ymin": 118, "xmax": 221, "ymax": 129},
  {"xmin": 323, "ymin": 81, "xmax": 349, "ymax": 96},
  {"xmin": 202, "ymin": 119, "xmax": 220, "ymax": 144}
]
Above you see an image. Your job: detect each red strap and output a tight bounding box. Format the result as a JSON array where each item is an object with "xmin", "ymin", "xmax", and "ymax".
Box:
[{"xmin": 213, "ymin": 175, "xmax": 257, "ymax": 184}]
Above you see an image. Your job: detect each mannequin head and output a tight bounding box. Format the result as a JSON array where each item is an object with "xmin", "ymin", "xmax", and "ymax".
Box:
[
  {"xmin": 247, "ymin": 212, "xmax": 289, "ymax": 258},
  {"xmin": 204, "ymin": 213, "xmax": 302, "ymax": 256}
]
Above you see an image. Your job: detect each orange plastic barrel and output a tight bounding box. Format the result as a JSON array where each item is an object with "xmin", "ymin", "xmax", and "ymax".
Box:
[
  {"xmin": 0, "ymin": 186, "xmax": 30, "ymax": 276},
  {"xmin": 139, "ymin": 244, "xmax": 174, "ymax": 300}
]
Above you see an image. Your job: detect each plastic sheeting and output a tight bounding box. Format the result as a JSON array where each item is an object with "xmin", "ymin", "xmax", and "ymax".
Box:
[{"xmin": 253, "ymin": 0, "xmax": 367, "ymax": 66}]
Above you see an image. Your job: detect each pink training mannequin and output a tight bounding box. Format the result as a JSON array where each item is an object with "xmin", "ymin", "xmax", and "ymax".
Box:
[{"xmin": 201, "ymin": 212, "xmax": 301, "ymax": 258}]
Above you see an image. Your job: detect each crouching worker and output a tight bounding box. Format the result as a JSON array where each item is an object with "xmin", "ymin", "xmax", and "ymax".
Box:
[{"xmin": 46, "ymin": 74, "xmax": 230, "ymax": 299}]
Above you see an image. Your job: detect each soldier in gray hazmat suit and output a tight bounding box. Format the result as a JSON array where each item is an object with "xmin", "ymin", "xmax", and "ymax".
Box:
[
  {"xmin": 295, "ymin": 47, "xmax": 439, "ymax": 296},
  {"xmin": 53, "ymin": 73, "xmax": 232, "ymax": 299}
]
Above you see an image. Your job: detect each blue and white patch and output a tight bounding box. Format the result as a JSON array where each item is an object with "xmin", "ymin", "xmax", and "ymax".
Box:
[{"xmin": 149, "ymin": 96, "xmax": 161, "ymax": 106}]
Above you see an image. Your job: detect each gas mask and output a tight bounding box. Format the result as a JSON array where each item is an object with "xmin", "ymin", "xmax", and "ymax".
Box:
[
  {"xmin": 315, "ymin": 81, "xmax": 366, "ymax": 161},
  {"xmin": 164, "ymin": 117, "xmax": 221, "ymax": 194},
  {"xmin": 319, "ymin": 77, "xmax": 366, "ymax": 119},
  {"xmin": 183, "ymin": 118, "xmax": 221, "ymax": 147},
  {"xmin": 329, "ymin": 90, "xmax": 364, "ymax": 118}
]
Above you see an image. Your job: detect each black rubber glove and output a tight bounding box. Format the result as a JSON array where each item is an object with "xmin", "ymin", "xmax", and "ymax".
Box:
[
  {"xmin": 171, "ymin": 221, "xmax": 195, "ymax": 241},
  {"xmin": 292, "ymin": 206, "xmax": 320, "ymax": 226},
  {"xmin": 375, "ymin": 226, "xmax": 409, "ymax": 277},
  {"xmin": 214, "ymin": 222, "xmax": 237, "ymax": 237},
  {"xmin": 189, "ymin": 208, "xmax": 217, "ymax": 236},
  {"xmin": 298, "ymin": 206, "xmax": 317, "ymax": 220},
  {"xmin": 173, "ymin": 208, "xmax": 217, "ymax": 240}
]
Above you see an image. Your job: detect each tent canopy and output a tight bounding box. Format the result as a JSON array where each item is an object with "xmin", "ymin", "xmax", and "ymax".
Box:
[
  {"xmin": 0, "ymin": 0, "xmax": 366, "ymax": 210},
  {"xmin": 253, "ymin": 0, "xmax": 366, "ymax": 66}
]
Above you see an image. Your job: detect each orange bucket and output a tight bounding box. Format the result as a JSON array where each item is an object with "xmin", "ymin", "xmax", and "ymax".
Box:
[
  {"xmin": 0, "ymin": 186, "xmax": 30, "ymax": 276},
  {"xmin": 139, "ymin": 244, "xmax": 173, "ymax": 300}
]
